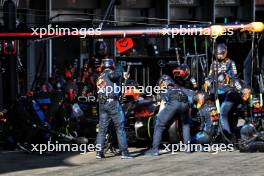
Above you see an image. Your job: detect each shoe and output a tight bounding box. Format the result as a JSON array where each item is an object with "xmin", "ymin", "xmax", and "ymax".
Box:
[
  {"xmin": 96, "ymin": 152, "xmax": 105, "ymax": 159},
  {"xmin": 121, "ymin": 151, "xmax": 133, "ymax": 159},
  {"xmin": 144, "ymin": 149, "xmax": 159, "ymax": 156}
]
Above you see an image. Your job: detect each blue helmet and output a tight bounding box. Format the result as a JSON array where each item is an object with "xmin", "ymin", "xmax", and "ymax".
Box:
[
  {"xmin": 102, "ymin": 58, "xmax": 114, "ymax": 69},
  {"xmin": 158, "ymin": 74, "xmax": 175, "ymax": 87},
  {"xmin": 215, "ymin": 43, "xmax": 227, "ymax": 55},
  {"xmin": 215, "ymin": 43, "xmax": 227, "ymax": 60}
]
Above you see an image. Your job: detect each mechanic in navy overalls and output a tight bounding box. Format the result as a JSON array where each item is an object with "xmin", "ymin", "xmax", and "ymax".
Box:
[
  {"xmin": 145, "ymin": 75, "xmax": 190, "ymax": 156},
  {"xmin": 205, "ymin": 43, "xmax": 242, "ymax": 138},
  {"xmin": 96, "ymin": 58, "xmax": 132, "ymax": 159},
  {"xmin": 193, "ymin": 92, "xmax": 219, "ymax": 144}
]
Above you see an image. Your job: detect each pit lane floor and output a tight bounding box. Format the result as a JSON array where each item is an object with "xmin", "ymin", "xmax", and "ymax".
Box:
[{"xmin": 0, "ymin": 148, "xmax": 263, "ymax": 176}]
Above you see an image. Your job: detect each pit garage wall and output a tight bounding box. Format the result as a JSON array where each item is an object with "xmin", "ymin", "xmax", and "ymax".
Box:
[
  {"xmin": 49, "ymin": 0, "xmax": 213, "ymax": 67},
  {"xmin": 49, "ymin": 0, "xmax": 256, "ymax": 64}
]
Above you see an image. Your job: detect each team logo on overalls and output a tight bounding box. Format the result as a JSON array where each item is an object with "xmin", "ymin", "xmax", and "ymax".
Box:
[{"xmin": 97, "ymin": 78, "xmax": 106, "ymax": 89}]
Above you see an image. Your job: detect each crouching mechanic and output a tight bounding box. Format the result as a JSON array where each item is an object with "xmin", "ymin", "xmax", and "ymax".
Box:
[
  {"xmin": 145, "ymin": 75, "xmax": 191, "ymax": 156},
  {"xmin": 193, "ymin": 92, "xmax": 219, "ymax": 144},
  {"xmin": 239, "ymin": 93, "xmax": 264, "ymax": 152},
  {"xmin": 96, "ymin": 58, "xmax": 132, "ymax": 159}
]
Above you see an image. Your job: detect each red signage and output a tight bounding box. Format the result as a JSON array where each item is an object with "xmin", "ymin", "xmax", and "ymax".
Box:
[{"xmin": 115, "ymin": 38, "xmax": 133, "ymax": 53}]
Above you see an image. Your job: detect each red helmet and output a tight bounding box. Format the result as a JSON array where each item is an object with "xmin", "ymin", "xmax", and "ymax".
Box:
[{"xmin": 172, "ymin": 64, "xmax": 190, "ymax": 80}]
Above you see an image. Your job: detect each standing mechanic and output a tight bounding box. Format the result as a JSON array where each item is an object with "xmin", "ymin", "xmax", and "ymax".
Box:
[
  {"xmin": 96, "ymin": 58, "xmax": 132, "ymax": 159},
  {"xmin": 145, "ymin": 75, "xmax": 191, "ymax": 156},
  {"xmin": 205, "ymin": 43, "xmax": 242, "ymax": 140}
]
